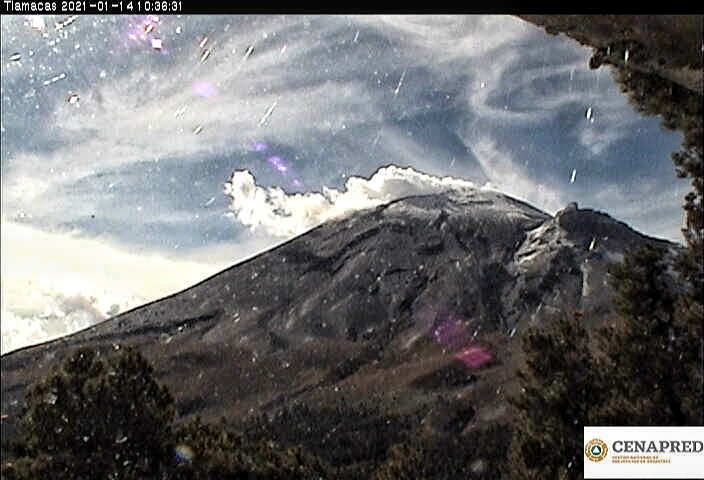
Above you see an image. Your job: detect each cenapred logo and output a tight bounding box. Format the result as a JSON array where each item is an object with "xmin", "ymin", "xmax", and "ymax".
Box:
[
  {"xmin": 584, "ymin": 426, "xmax": 704, "ymax": 479},
  {"xmin": 585, "ymin": 438, "xmax": 609, "ymax": 462}
]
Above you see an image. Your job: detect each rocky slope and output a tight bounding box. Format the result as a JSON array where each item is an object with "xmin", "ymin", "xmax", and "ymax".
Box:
[{"xmin": 0, "ymin": 188, "xmax": 675, "ymax": 442}]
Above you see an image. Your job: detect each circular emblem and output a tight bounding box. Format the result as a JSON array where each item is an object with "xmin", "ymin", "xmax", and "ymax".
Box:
[{"xmin": 585, "ymin": 438, "xmax": 608, "ymax": 462}]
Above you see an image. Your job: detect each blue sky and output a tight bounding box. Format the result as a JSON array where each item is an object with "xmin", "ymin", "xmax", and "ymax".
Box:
[{"xmin": 0, "ymin": 15, "xmax": 688, "ymax": 352}]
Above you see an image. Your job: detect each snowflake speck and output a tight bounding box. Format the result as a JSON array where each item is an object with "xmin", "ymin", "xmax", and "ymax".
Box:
[
  {"xmin": 67, "ymin": 93, "xmax": 80, "ymax": 105},
  {"xmin": 55, "ymin": 15, "xmax": 77, "ymax": 30},
  {"xmin": 10, "ymin": 53, "xmax": 22, "ymax": 62},
  {"xmin": 393, "ymin": 69, "xmax": 406, "ymax": 96},
  {"xmin": 200, "ymin": 49, "xmax": 211, "ymax": 62},
  {"xmin": 43, "ymin": 72, "xmax": 67, "ymax": 86},
  {"xmin": 29, "ymin": 16, "xmax": 45, "ymax": 31},
  {"xmin": 193, "ymin": 125, "xmax": 203, "ymax": 135},
  {"xmin": 244, "ymin": 44, "xmax": 254, "ymax": 59},
  {"xmin": 259, "ymin": 100, "xmax": 278, "ymax": 126},
  {"xmin": 151, "ymin": 38, "xmax": 163, "ymax": 50}
]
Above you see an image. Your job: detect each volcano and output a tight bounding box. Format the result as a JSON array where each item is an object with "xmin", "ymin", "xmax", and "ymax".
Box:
[{"xmin": 0, "ymin": 188, "xmax": 675, "ymax": 443}]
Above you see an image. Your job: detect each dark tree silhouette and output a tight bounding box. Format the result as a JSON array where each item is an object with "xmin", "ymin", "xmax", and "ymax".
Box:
[
  {"xmin": 9, "ymin": 346, "xmax": 174, "ymax": 479},
  {"xmin": 506, "ymin": 314, "xmax": 601, "ymax": 480},
  {"xmin": 598, "ymin": 245, "xmax": 702, "ymax": 425}
]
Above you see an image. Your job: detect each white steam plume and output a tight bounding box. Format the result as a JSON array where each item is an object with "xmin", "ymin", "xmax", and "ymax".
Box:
[{"xmin": 224, "ymin": 165, "xmax": 482, "ymax": 237}]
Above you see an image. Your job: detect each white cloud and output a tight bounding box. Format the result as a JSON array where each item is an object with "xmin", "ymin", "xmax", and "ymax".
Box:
[
  {"xmin": 224, "ymin": 165, "xmax": 481, "ymax": 237},
  {"xmin": 1, "ymin": 221, "xmax": 216, "ymax": 354},
  {"xmin": 588, "ymin": 181, "xmax": 689, "ymax": 242},
  {"xmin": 467, "ymin": 137, "xmax": 566, "ymax": 214},
  {"xmin": 0, "ymin": 14, "xmax": 689, "ymax": 358}
]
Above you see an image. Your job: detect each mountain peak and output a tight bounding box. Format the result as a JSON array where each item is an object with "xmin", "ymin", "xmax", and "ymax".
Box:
[{"xmin": 1, "ymin": 189, "xmax": 675, "ymax": 441}]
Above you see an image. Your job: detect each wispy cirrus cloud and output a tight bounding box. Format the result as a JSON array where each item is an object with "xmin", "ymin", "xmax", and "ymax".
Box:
[{"xmin": 1, "ymin": 14, "xmax": 687, "ymax": 353}]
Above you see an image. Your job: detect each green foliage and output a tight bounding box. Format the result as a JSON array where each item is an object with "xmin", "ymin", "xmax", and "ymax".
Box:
[
  {"xmin": 240, "ymin": 397, "xmax": 417, "ymax": 468},
  {"xmin": 373, "ymin": 424, "xmax": 511, "ymax": 480},
  {"xmin": 167, "ymin": 417, "xmax": 333, "ymax": 479},
  {"xmin": 372, "ymin": 442, "xmax": 426, "ymax": 480},
  {"xmin": 16, "ymin": 346, "xmax": 174, "ymax": 479},
  {"xmin": 598, "ymin": 245, "xmax": 703, "ymax": 425},
  {"xmin": 614, "ymin": 68, "xmax": 703, "ymax": 253},
  {"xmin": 508, "ymin": 245, "xmax": 703, "ymax": 478},
  {"xmin": 506, "ymin": 314, "xmax": 600, "ymax": 480},
  {"xmin": 3, "ymin": 346, "xmax": 334, "ymax": 479},
  {"xmin": 588, "ymin": 16, "xmax": 704, "ymax": 428}
]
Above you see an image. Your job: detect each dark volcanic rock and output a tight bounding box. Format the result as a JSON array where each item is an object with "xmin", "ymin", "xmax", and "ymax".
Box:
[
  {"xmin": 0, "ymin": 189, "xmax": 675, "ymax": 442},
  {"xmin": 519, "ymin": 15, "xmax": 703, "ymax": 94}
]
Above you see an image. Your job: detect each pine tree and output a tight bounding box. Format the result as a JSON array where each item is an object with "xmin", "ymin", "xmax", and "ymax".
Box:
[
  {"xmin": 598, "ymin": 245, "xmax": 702, "ymax": 425},
  {"xmin": 505, "ymin": 314, "xmax": 601, "ymax": 480},
  {"xmin": 3, "ymin": 346, "xmax": 335, "ymax": 480},
  {"xmin": 16, "ymin": 346, "xmax": 175, "ymax": 479},
  {"xmin": 372, "ymin": 442, "xmax": 427, "ymax": 480}
]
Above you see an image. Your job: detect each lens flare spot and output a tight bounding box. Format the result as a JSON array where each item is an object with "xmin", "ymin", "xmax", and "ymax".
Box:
[
  {"xmin": 252, "ymin": 141, "xmax": 269, "ymax": 152},
  {"xmin": 193, "ymin": 81, "xmax": 217, "ymax": 98},
  {"xmin": 174, "ymin": 444, "xmax": 195, "ymax": 463},
  {"xmin": 455, "ymin": 346, "xmax": 493, "ymax": 369},
  {"xmin": 267, "ymin": 156, "xmax": 288, "ymax": 173}
]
